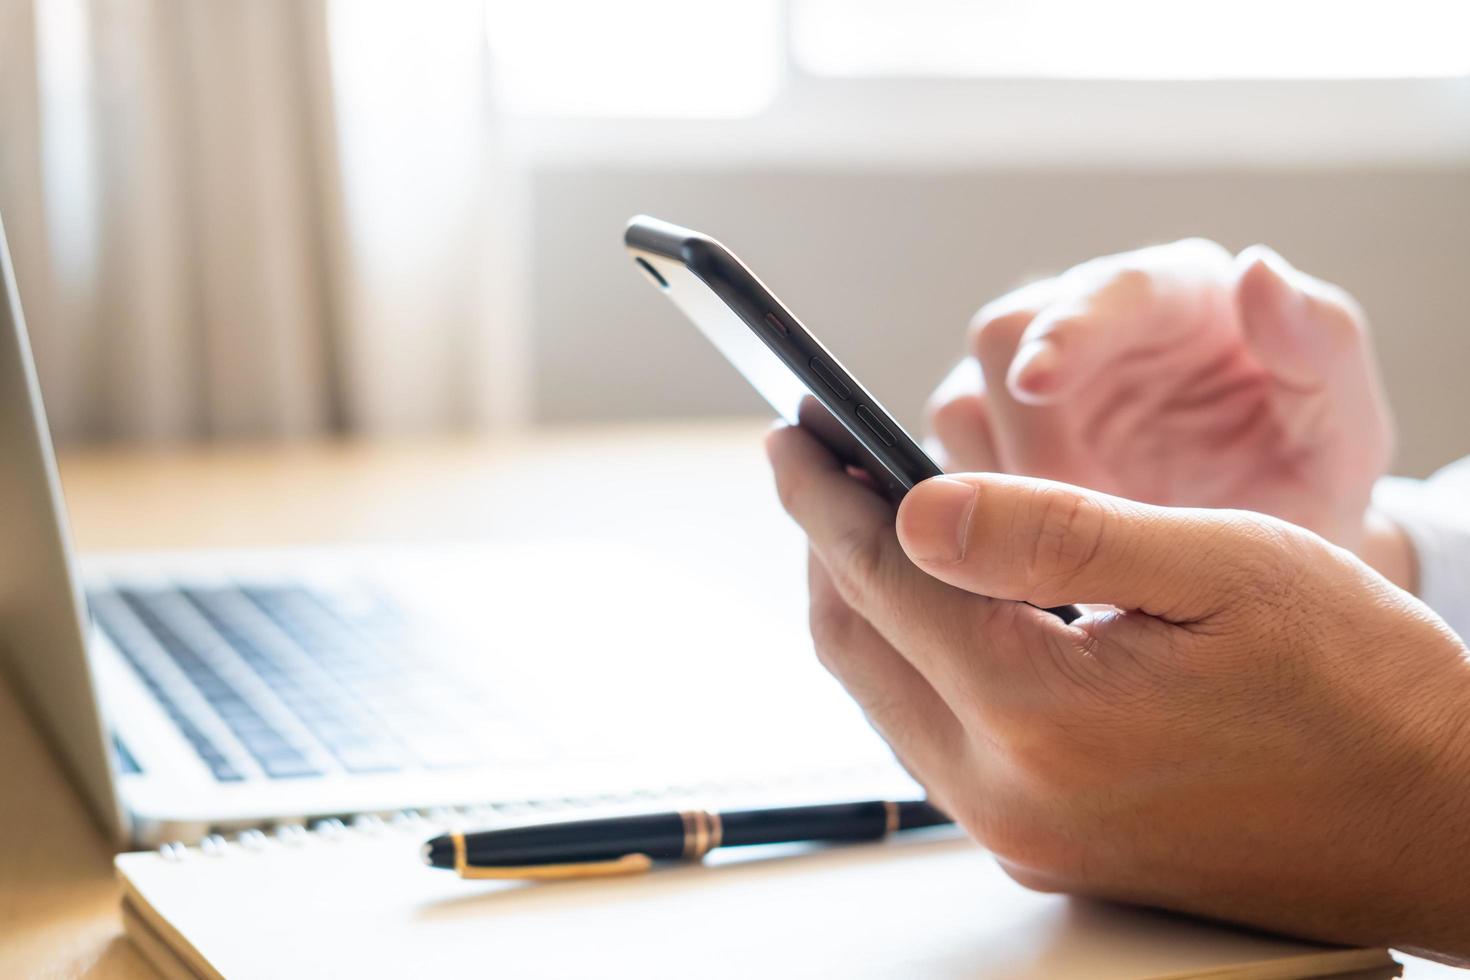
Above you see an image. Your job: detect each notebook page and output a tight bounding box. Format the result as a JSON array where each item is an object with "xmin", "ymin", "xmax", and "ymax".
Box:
[{"xmin": 116, "ymin": 819, "xmax": 1395, "ymax": 980}]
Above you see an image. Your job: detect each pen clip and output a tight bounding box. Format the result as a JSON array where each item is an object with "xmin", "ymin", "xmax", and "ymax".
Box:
[{"xmin": 451, "ymin": 834, "xmax": 653, "ymax": 880}]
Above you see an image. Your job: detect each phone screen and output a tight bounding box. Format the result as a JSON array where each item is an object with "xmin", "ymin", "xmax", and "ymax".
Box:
[
  {"xmin": 633, "ymin": 252, "xmax": 812, "ymax": 426},
  {"xmin": 625, "ymin": 217, "xmax": 942, "ymax": 501}
]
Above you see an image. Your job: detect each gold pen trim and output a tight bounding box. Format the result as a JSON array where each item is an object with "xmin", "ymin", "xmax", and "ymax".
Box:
[
  {"xmin": 882, "ymin": 801, "xmax": 900, "ymax": 836},
  {"xmin": 708, "ymin": 810, "xmax": 723, "ymax": 851},
  {"xmin": 694, "ymin": 809, "xmax": 708, "ymax": 859},
  {"xmin": 679, "ymin": 809, "xmax": 717, "ymax": 861},
  {"xmin": 450, "ymin": 831, "xmax": 653, "ymax": 880}
]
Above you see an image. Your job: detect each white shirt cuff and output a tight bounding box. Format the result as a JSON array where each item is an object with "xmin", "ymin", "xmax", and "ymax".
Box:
[{"xmin": 1373, "ymin": 465, "xmax": 1470, "ymax": 643}]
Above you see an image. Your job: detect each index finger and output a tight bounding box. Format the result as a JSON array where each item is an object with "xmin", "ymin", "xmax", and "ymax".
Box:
[{"xmin": 765, "ymin": 425, "xmax": 1070, "ymax": 714}]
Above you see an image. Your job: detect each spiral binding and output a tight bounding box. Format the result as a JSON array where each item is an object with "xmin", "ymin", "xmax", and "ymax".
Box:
[{"xmin": 154, "ymin": 761, "xmax": 903, "ymax": 859}]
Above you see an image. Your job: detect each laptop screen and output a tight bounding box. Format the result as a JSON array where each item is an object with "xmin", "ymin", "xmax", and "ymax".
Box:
[{"xmin": 0, "ymin": 214, "xmax": 125, "ymax": 841}]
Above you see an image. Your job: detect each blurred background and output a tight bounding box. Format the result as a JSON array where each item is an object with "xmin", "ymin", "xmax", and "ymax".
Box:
[{"xmin": 1, "ymin": 0, "xmax": 1468, "ymax": 475}]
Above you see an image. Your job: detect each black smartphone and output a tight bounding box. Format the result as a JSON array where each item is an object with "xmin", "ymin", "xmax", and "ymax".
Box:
[
  {"xmin": 624, "ymin": 215, "xmax": 942, "ymax": 502},
  {"xmin": 624, "ymin": 216, "xmax": 1080, "ymax": 625}
]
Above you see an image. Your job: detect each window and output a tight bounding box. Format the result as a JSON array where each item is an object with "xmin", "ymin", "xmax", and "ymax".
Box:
[
  {"xmin": 483, "ymin": 0, "xmax": 781, "ymax": 118},
  {"xmin": 791, "ymin": 0, "xmax": 1470, "ymax": 80}
]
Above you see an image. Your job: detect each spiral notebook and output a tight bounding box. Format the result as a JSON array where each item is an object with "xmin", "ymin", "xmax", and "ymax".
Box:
[{"xmin": 115, "ymin": 794, "xmax": 1400, "ymax": 980}]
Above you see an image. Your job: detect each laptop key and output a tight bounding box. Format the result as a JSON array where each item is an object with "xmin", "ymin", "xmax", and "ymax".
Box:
[
  {"xmin": 329, "ymin": 742, "xmax": 410, "ymax": 774},
  {"xmin": 183, "ymin": 586, "xmax": 425, "ymax": 775},
  {"xmin": 113, "ymin": 589, "xmax": 322, "ymax": 781},
  {"xmin": 257, "ymin": 752, "xmax": 320, "ymax": 780},
  {"xmin": 91, "ymin": 594, "xmax": 250, "ymax": 782},
  {"xmin": 98, "ymin": 582, "xmax": 507, "ymax": 781}
]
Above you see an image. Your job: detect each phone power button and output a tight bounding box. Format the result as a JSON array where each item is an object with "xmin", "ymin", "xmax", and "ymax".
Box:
[
  {"xmin": 855, "ymin": 404, "xmax": 897, "ymax": 447},
  {"xmin": 808, "ymin": 356, "xmax": 852, "ymax": 400}
]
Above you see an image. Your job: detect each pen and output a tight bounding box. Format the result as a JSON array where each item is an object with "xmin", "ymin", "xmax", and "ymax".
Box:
[{"xmin": 422, "ymin": 799, "xmax": 952, "ymax": 880}]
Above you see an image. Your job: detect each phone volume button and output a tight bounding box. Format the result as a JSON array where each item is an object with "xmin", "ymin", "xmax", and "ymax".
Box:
[
  {"xmin": 855, "ymin": 404, "xmax": 897, "ymax": 447},
  {"xmin": 808, "ymin": 356, "xmax": 852, "ymax": 401}
]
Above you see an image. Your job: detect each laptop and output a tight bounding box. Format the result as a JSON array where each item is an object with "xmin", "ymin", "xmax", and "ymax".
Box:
[{"xmin": 0, "ymin": 217, "xmax": 907, "ymax": 847}]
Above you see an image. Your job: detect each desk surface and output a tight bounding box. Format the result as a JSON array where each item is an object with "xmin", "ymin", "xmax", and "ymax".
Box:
[{"xmin": 1, "ymin": 423, "xmax": 1464, "ymax": 979}]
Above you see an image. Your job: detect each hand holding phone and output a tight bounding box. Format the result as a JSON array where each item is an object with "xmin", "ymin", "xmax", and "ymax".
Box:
[{"xmin": 624, "ymin": 216, "xmax": 1079, "ymax": 624}]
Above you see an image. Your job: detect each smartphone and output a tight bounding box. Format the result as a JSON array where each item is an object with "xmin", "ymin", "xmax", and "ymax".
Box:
[
  {"xmin": 624, "ymin": 215, "xmax": 942, "ymax": 502},
  {"xmin": 624, "ymin": 216, "xmax": 1080, "ymax": 625}
]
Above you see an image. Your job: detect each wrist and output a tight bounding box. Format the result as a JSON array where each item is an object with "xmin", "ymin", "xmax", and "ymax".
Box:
[
  {"xmin": 1355, "ymin": 507, "xmax": 1419, "ymax": 595},
  {"xmin": 1386, "ymin": 665, "xmax": 1470, "ymax": 963}
]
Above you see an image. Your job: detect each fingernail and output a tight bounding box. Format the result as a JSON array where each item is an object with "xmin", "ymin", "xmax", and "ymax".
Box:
[
  {"xmin": 1008, "ymin": 340, "xmax": 1060, "ymax": 397},
  {"xmin": 901, "ymin": 477, "xmax": 979, "ymax": 564}
]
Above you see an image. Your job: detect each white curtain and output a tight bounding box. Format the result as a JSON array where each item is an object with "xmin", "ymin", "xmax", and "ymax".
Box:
[{"xmin": 0, "ymin": 0, "xmax": 524, "ymax": 443}]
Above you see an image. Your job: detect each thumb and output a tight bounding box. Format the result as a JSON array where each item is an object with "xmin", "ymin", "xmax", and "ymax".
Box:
[
  {"xmin": 896, "ymin": 474, "xmax": 1274, "ymax": 623},
  {"xmin": 1234, "ymin": 244, "xmax": 1363, "ymax": 392}
]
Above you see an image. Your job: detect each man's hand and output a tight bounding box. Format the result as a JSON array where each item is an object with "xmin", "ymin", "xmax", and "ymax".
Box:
[
  {"xmin": 768, "ymin": 425, "xmax": 1470, "ymax": 962},
  {"xmin": 928, "ymin": 241, "xmax": 1395, "ymax": 557}
]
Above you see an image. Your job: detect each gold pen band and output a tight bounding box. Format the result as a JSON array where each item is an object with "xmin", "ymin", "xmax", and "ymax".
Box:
[
  {"xmin": 709, "ymin": 810, "xmax": 724, "ymax": 851},
  {"xmin": 883, "ymin": 800, "xmax": 900, "ymax": 836},
  {"xmin": 679, "ymin": 809, "xmax": 721, "ymax": 861}
]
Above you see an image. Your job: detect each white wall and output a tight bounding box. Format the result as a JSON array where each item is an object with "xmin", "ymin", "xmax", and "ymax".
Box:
[{"xmin": 530, "ymin": 165, "xmax": 1470, "ymax": 478}]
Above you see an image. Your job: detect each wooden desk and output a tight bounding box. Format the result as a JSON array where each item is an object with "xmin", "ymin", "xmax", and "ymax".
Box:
[
  {"xmin": 0, "ymin": 423, "xmax": 1463, "ymax": 978},
  {"xmin": 0, "ymin": 422, "xmax": 778, "ymax": 978}
]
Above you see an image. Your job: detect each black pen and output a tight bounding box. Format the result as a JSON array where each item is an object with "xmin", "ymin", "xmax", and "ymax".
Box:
[{"xmin": 422, "ymin": 799, "xmax": 952, "ymax": 880}]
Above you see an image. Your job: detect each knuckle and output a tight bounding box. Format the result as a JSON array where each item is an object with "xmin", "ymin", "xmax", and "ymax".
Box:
[
  {"xmin": 823, "ymin": 524, "xmax": 888, "ymax": 610},
  {"xmin": 1170, "ymin": 236, "xmax": 1234, "ymax": 266},
  {"xmin": 993, "ymin": 723, "xmax": 1057, "ymax": 785},
  {"xmin": 993, "ymin": 709, "xmax": 1087, "ymax": 795},
  {"xmin": 1021, "ymin": 485, "xmax": 1108, "ymax": 599},
  {"xmin": 807, "ymin": 593, "xmax": 858, "ymax": 668},
  {"xmin": 1103, "ymin": 264, "xmax": 1154, "ymax": 297},
  {"xmin": 773, "ymin": 463, "xmax": 808, "ymax": 516},
  {"xmin": 1211, "ymin": 513, "xmax": 1313, "ymax": 611},
  {"xmin": 968, "ymin": 307, "xmax": 1032, "ymax": 364},
  {"xmin": 1083, "ymin": 239, "xmax": 1232, "ymax": 299}
]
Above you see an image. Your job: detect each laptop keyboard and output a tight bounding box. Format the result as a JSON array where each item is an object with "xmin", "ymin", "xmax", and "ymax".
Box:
[{"xmin": 90, "ymin": 584, "xmax": 500, "ymax": 782}]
